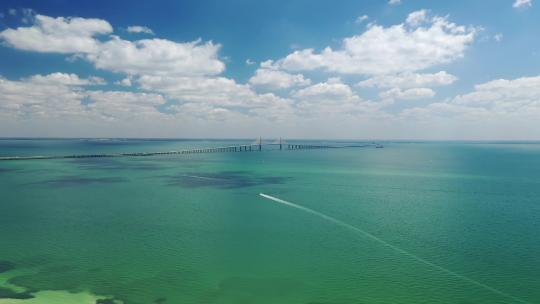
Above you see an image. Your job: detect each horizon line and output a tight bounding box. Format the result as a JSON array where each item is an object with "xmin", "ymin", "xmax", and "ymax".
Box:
[{"xmin": 0, "ymin": 137, "xmax": 540, "ymax": 143}]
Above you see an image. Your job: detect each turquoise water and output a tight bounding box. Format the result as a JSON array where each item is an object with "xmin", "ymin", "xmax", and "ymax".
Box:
[{"xmin": 0, "ymin": 140, "xmax": 539, "ymax": 304}]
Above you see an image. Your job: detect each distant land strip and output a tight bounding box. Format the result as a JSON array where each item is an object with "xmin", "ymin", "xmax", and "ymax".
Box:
[{"xmin": 0, "ymin": 143, "xmax": 382, "ymax": 161}]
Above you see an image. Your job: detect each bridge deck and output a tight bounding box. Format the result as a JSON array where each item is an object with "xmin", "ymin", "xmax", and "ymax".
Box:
[{"xmin": 0, "ymin": 143, "xmax": 381, "ymax": 161}]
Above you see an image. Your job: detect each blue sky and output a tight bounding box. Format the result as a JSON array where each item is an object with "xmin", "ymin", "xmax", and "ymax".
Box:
[{"xmin": 0, "ymin": 0, "xmax": 539, "ymax": 139}]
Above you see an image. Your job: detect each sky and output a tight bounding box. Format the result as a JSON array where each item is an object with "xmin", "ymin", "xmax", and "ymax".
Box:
[{"xmin": 0, "ymin": 0, "xmax": 539, "ymax": 140}]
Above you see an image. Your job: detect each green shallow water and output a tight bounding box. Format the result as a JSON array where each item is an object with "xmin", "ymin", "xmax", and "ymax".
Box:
[{"xmin": 0, "ymin": 140, "xmax": 539, "ymax": 304}]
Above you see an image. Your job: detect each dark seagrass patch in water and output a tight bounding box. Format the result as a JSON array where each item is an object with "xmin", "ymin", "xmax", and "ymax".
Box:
[{"xmin": 30, "ymin": 175, "xmax": 127, "ymax": 187}]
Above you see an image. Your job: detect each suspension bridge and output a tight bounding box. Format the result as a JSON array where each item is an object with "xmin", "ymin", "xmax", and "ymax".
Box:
[{"xmin": 0, "ymin": 138, "xmax": 383, "ymax": 161}]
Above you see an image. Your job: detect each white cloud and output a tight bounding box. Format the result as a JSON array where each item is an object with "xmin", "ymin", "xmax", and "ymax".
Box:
[
  {"xmin": 249, "ymin": 68, "xmax": 310, "ymax": 89},
  {"xmin": 3, "ymin": 71, "xmax": 540, "ymax": 139},
  {"xmin": 134, "ymin": 72, "xmax": 297, "ymax": 122},
  {"xmin": 171, "ymin": 92, "xmax": 294, "ymax": 123},
  {"xmin": 126, "ymin": 25, "xmax": 154, "ymax": 35},
  {"xmin": 293, "ymin": 78, "xmax": 359, "ymax": 103},
  {"xmin": 247, "ymin": 94, "xmax": 296, "ymax": 121},
  {"xmin": 134, "ymin": 68, "xmax": 298, "ymax": 121},
  {"xmin": 169, "ymin": 102, "xmax": 243, "ymax": 121},
  {"xmin": 380, "ymin": 87, "xmax": 435, "ymax": 100},
  {"xmin": 85, "ymin": 37, "xmax": 225, "ymax": 77},
  {"xmin": 28, "ymin": 72, "xmax": 106, "ymax": 85},
  {"xmin": 0, "ymin": 72, "xmax": 294, "ymax": 136},
  {"xmin": 0, "ymin": 14, "xmax": 112, "ymax": 53},
  {"xmin": 453, "ymin": 75, "xmax": 540, "ymax": 109},
  {"xmin": 0, "ymin": 75, "xmax": 85, "ymax": 119},
  {"xmin": 388, "ymin": 0, "xmax": 401, "ymax": 5},
  {"xmin": 137, "ymin": 75, "xmax": 290, "ymax": 110},
  {"xmin": 405, "ymin": 9, "xmax": 427, "ymax": 27},
  {"xmin": 115, "ymin": 76, "xmax": 132, "ymax": 87},
  {"xmin": 355, "ymin": 15, "xmax": 369, "ymax": 24},
  {"xmin": 138, "ymin": 75, "xmax": 252, "ymax": 106},
  {"xmin": 3, "ymin": 13, "xmax": 538, "ymax": 139},
  {"xmin": 357, "ymin": 71, "xmax": 457, "ymax": 88},
  {"xmin": 0, "ymin": 73, "xmax": 164, "ymax": 123},
  {"xmin": 8, "ymin": 9, "xmax": 17, "ymax": 16},
  {"xmin": 86, "ymin": 90, "xmax": 166, "ymax": 121},
  {"xmin": 292, "ymin": 78, "xmax": 387, "ymax": 119},
  {"xmin": 0, "ymin": 14, "xmax": 225, "ymax": 78},
  {"xmin": 273, "ymin": 49, "xmax": 324, "ymax": 71},
  {"xmin": 139, "ymin": 74, "xmax": 374, "ymax": 120},
  {"xmin": 401, "ymin": 75, "xmax": 540, "ymax": 131},
  {"xmin": 0, "ymin": 13, "xmax": 290, "ymax": 120},
  {"xmin": 246, "ymin": 58, "xmax": 255, "ymax": 65},
  {"xmin": 273, "ymin": 10, "xmax": 476, "ymax": 75},
  {"xmin": 494, "ymin": 33, "xmax": 503, "ymax": 42},
  {"xmin": 513, "ymin": 0, "xmax": 532, "ymax": 8}
]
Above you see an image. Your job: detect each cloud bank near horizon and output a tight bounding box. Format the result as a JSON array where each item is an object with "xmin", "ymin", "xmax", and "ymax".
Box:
[{"xmin": 0, "ymin": 5, "xmax": 538, "ymax": 140}]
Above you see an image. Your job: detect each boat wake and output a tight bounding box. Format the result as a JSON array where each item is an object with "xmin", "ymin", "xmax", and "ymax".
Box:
[{"xmin": 258, "ymin": 193, "xmax": 532, "ymax": 304}]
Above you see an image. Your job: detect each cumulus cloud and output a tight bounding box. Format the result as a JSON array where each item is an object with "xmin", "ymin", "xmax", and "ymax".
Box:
[
  {"xmin": 0, "ymin": 14, "xmax": 225, "ymax": 78},
  {"xmin": 355, "ymin": 15, "xmax": 369, "ymax": 24},
  {"xmin": 28, "ymin": 72, "xmax": 106, "ymax": 85},
  {"xmin": 0, "ymin": 75, "xmax": 85, "ymax": 119},
  {"xmin": 132, "ymin": 66, "xmax": 298, "ymax": 121},
  {"xmin": 403, "ymin": 75, "xmax": 540, "ymax": 123},
  {"xmin": 0, "ymin": 13, "xmax": 294, "ymax": 122},
  {"xmin": 171, "ymin": 92, "xmax": 294, "ymax": 123},
  {"xmin": 138, "ymin": 75, "xmax": 291, "ymax": 110},
  {"xmin": 290, "ymin": 78, "xmax": 386, "ymax": 118},
  {"xmin": 169, "ymin": 102, "xmax": 243, "ymax": 121},
  {"xmin": 272, "ymin": 10, "xmax": 476, "ymax": 75},
  {"xmin": 453, "ymin": 75, "xmax": 540, "ymax": 109},
  {"xmin": 0, "ymin": 72, "xmax": 294, "ymax": 136},
  {"xmin": 138, "ymin": 75, "xmax": 252, "ymax": 106},
  {"xmin": 249, "ymin": 67, "xmax": 310, "ymax": 89},
  {"xmin": 0, "ymin": 14, "xmax": 112, "ymax": 53},
  {"xmin": 389, "ymin": 0, "xmax": 401, "ymax": 5},
  {"xmin": 357, "ymin": 71, "xmax": 457, "ymax": 88},
  {"xmin": 85, "ymin": 37, "xmax": 225, "ymax": 76},
  {"xmin": 86, "ymin": 90, "xmax": 166, "ymax": 121},
  {"xmin": 405, "ymin": 9, "xmax": 427, "ymax": 27},
  {"xmin": 2, "ymin": 70, "xmax": 539, "ymax": 139},
  {"xmin": 291, "ymin": 78, "xmax": 387, "ymax": 119},
  {"xmin": 126, "ymin": 25, "xmax": 154, "ymax": 34},
  {"xmin": 391, "ymin": 75, "xmax": 540, "ymax": 140},
  {"xmin": 0, "ymin": 73, "xmax": 164, "ymax": 123},
  {"xmin": 293, "ymin": 78, "xmax": 359, "ymax": 103},
  {"xmin": 115, "ymin": 76, "xmax": 132, "ymax": 87},
  {"xmin": 380, "ymin": 87, "xmax": 435, "ymax": 100},
  {"xmin": 3, "ymin": 12, "xmax": 538, "ymax": 139},
  {"xmin": 513, "ymin": 0, "xmax": 532, "ymax": 8}
]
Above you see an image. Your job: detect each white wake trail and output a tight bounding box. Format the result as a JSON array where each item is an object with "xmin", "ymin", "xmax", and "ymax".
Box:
[{"xmin": 259, "ymin": 193, "xmax": 532, "ymax": 304}]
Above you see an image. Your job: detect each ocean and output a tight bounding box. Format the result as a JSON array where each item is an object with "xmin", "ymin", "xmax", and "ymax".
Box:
[{"xmin": 0, "ymin": 139, "xmax": 539, "ymax": 304}]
